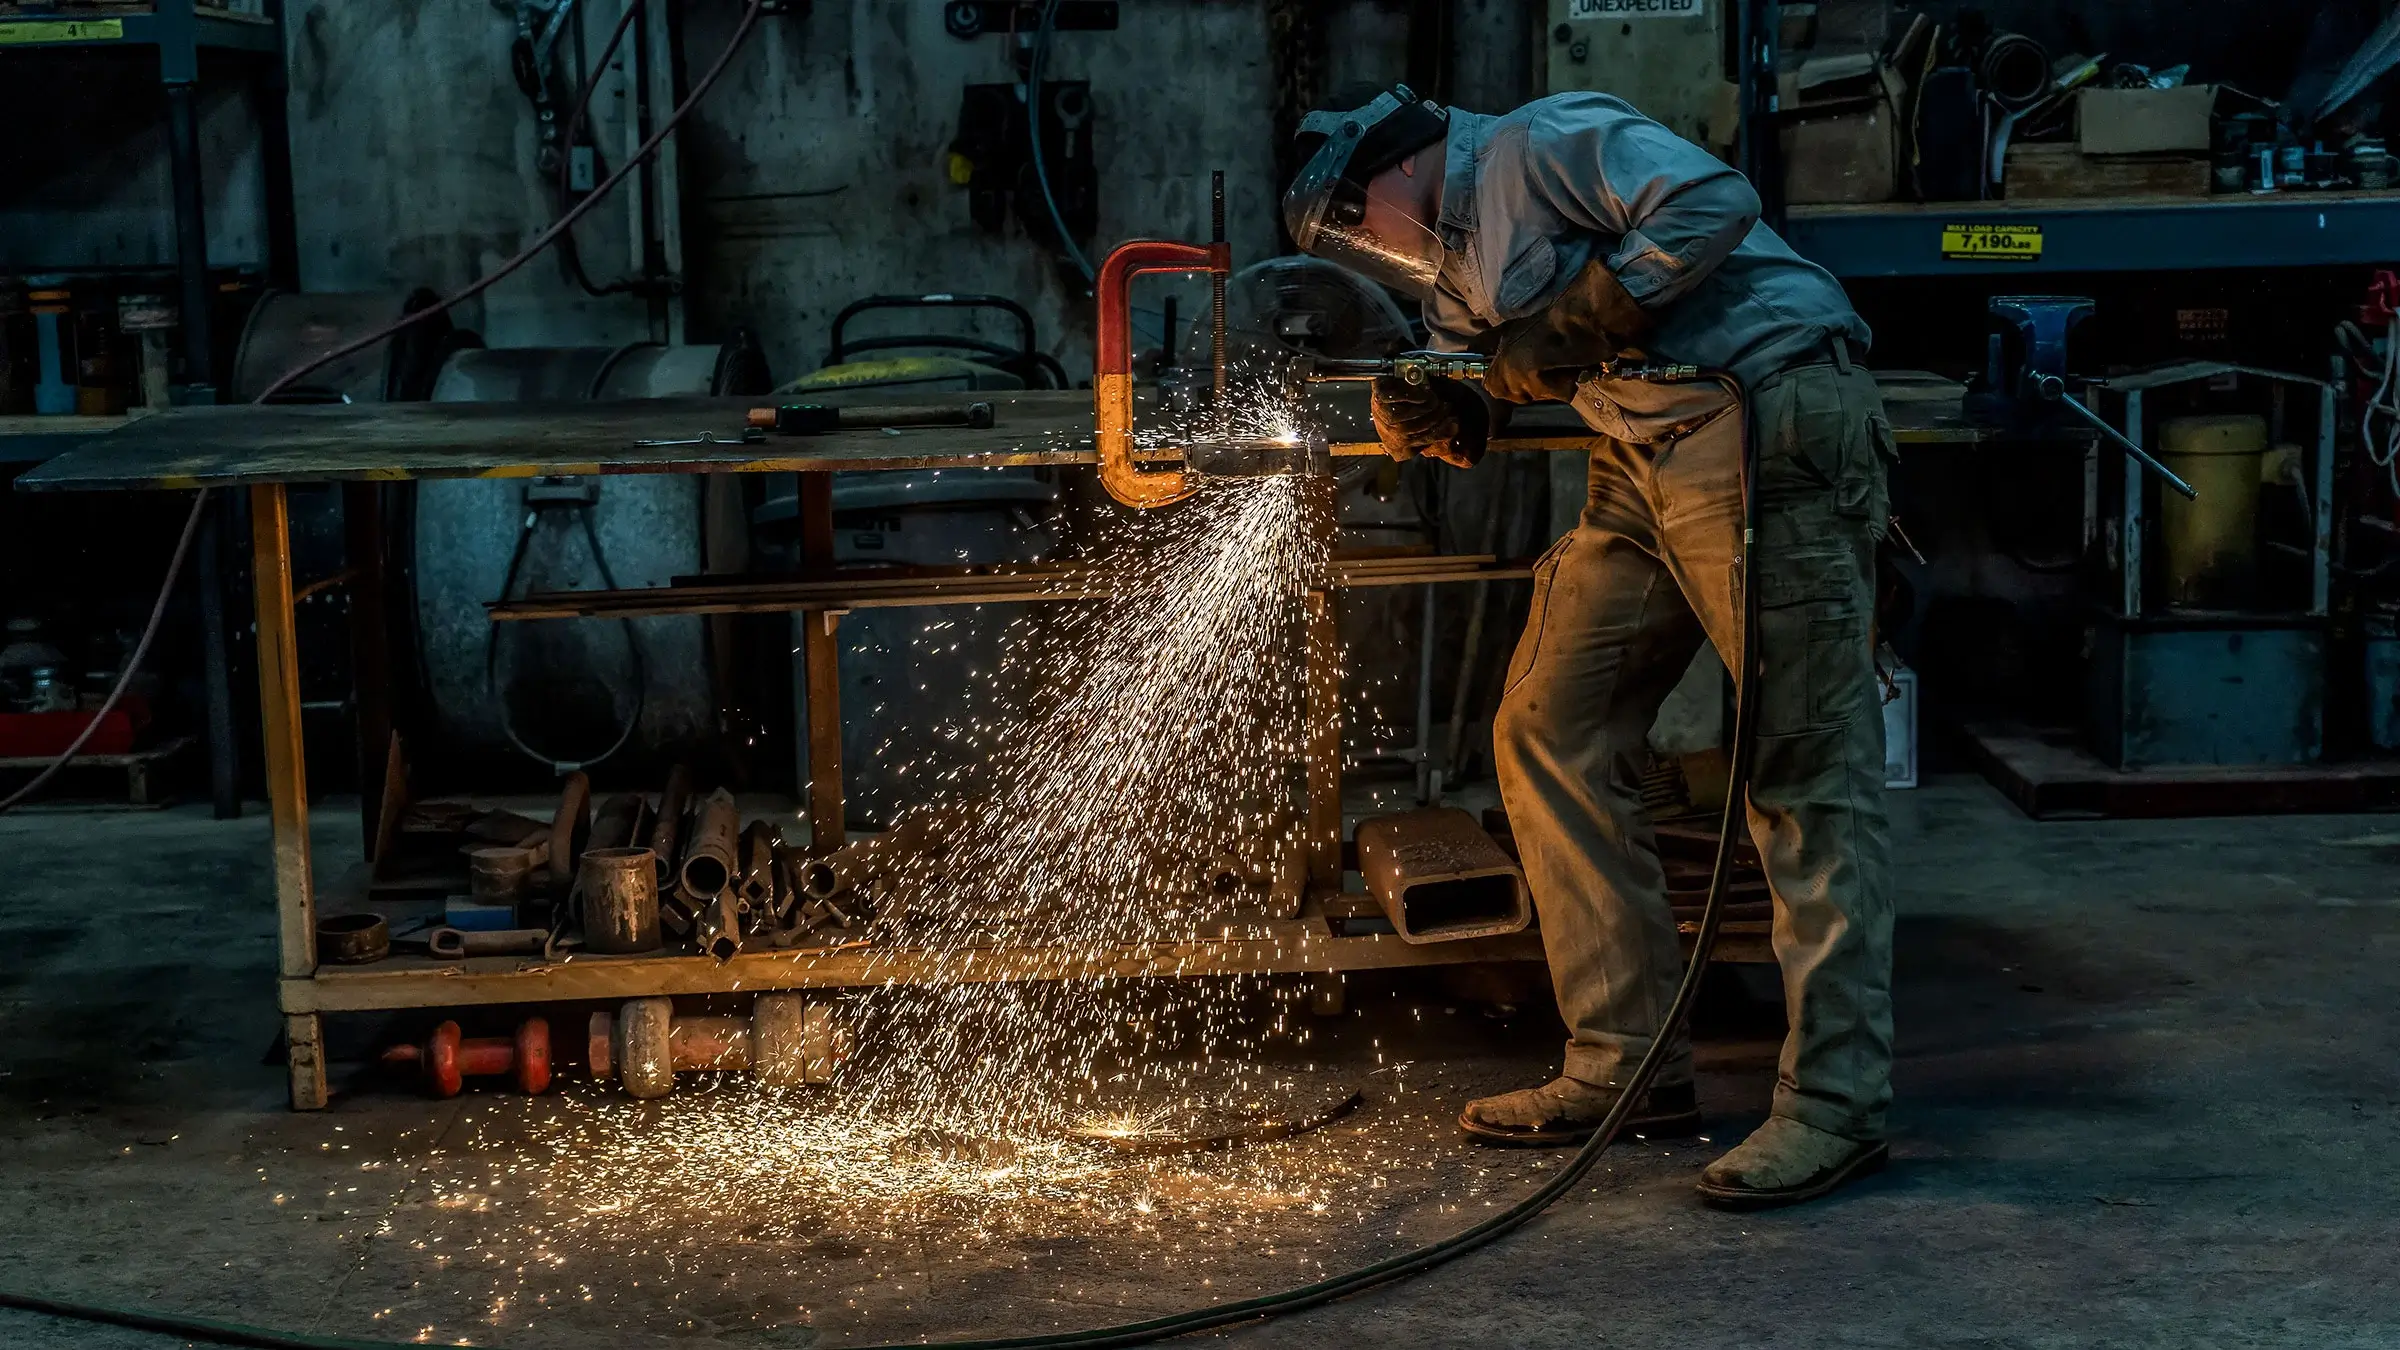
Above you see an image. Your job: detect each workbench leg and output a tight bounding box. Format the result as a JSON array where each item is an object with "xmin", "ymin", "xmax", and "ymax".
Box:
[
  {"xmin": 796, "ymin": 475, "xmax": 844, "ymax": 852},
  {"xmin": 802, "ymin": 609, "xmax": 846, "ymax": 852},
  {"xmin": 283, "ymin": 1014, "xmax": 325, "ymax": 1110},
  {"xmin": 1304, "ymin": 586, "xmax": 1342, "ymax": 891},
  {"xmin": 343, "ymin": 484, "xmax": 392, "ymax": 857},
  {"xmin": 196, "ymin": 498, "xmax": 240, "ymax": 819},
  {"xmin": 252, "ymin": 484, "xmax": 323, "ymax": 1110}
]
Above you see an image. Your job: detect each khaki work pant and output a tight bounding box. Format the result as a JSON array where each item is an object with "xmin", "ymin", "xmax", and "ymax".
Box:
[{"xmin": 1492, "ymin": 354, "xmax": 1896, "ymax": 1139}]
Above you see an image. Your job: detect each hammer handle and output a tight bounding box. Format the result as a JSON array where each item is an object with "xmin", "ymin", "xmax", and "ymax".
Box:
[{"xmin": 748, "ymin": 401, "xmax": 997, "ymax": 434}]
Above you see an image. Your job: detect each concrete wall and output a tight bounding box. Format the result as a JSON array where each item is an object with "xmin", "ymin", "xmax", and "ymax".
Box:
[
  {"xmin": 677, "ymin": 2, "xmax": 1279, "ymax": 380},
  {"xmin": 282, "ymin": 0, "xmax": 663, "ymax": 346},
  {"xmin": 240, "ymin": 0, "xmax": 1534, "ymax": 376},
  {"xmin": 0, "ymin": 64, "xmax": 262, "ymax": 273}
]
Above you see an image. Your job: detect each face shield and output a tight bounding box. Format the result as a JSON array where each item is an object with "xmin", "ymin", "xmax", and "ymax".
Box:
[{"xmin": 1283, "ymin": 88, "xmax": 1452, "ymax": 302}]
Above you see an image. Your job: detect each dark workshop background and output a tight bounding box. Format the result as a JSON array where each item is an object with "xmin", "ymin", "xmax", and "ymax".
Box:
[{"xmin": 7, "ymin": 0, "xmax": 2400, "ymax": 802}]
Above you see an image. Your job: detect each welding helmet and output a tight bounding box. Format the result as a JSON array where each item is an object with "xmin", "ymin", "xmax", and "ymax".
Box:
[{"xmin": 1282, "ymin": 86, "xmax": 1452, "ymax": 302}]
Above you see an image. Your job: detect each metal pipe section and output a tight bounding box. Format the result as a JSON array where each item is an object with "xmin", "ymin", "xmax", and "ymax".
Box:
[
  {"xmin": 1354, "ymin": 807, "xmax": 1531, "ymax": 944},
  {"xmin": 590, "ymin": 791, "xmax": 652, "ymax": 852},
  {"xmin": 738, "ymin": 820, "xmax": 780, "ymax": 908},
  {"xmin": 679, "ymin": 787, "xmax": 740, "ymax": 896},
  {"xmin": 800, "ymin": 814, "xmax": 933, "ymax": 900},
  {"xmin": 648, "ymin": 762, "xmax": 692, "ymax": 887},
  {"xmin": 698, "ymin": 888, "xmax": 743, "ymax": 963},
  {"xmin": 548, "ymin": 770, "xmax": 591, "ymax": 888}
]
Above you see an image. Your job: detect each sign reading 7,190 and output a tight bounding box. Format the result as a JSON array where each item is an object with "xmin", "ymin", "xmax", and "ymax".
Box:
[{"xmin": 1940, "ymin": 223, "xmax": 2045, "ymax": 261}]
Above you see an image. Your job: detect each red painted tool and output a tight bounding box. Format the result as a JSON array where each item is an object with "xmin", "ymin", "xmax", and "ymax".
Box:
[
  {"xmin": 1091, "ymin": 169, "xmax": 1232, "ymax": 508},
  {"xmin": 381, "ymin": 1018, "xmax": 552, "ymax": 1098}
]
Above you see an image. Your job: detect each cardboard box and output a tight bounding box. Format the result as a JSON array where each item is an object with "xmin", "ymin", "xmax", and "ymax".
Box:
[
  {"xmin": 2077, "ymin": 85, "xmax": 2218, "ymax": 156},
  {"xmin": 2005, "ymin": 142, "xmax": 2210, "ymax": 200},
  {"xmin": 1780, "ymin": 59, "xmax": 1903, "ymax": 204},
  {"xmin": 1784, "ymin": 106, "xmax": 1899, "ymax": 202}
]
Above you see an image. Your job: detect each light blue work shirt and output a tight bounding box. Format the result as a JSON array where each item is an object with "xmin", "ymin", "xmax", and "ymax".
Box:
[{"xmin": 1422, "ymin": 93, "xmax": 1870, "ymax": 396}]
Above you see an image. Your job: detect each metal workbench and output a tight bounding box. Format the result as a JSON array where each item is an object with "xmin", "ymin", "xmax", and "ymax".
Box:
[{"xmin": 19, "ymin": 379, "xmax": 1998, "ymax": 1109}]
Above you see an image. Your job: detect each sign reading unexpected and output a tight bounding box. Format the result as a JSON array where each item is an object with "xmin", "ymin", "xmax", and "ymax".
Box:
[{"xmin": 1567, "ymin": 0, "xmax": 1703, "ymax": 19}]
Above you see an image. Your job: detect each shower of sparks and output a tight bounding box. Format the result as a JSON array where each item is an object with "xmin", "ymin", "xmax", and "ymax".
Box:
[
  {"xmin": 254, "ymin": 382, "xmax": 1572, "ymax": 1343},
  {"xmin": 831, "ymin": 461, "xmax": 1330, "ymax": 1134}
]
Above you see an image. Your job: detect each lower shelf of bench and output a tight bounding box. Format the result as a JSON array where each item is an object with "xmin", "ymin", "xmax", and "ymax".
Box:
[{"xmin": 283, "ymin": 915, "xmax": 1771, "ymax": 1014}]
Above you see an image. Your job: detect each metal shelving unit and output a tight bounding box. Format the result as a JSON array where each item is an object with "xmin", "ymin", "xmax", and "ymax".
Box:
[
  {"xmin": 0, "ymin": 5, "xmax": 281, "ymax": 63},
  {"xmin": 1, "ymin": 1, "xmax": 298, "ymax": 398},
  {"xmin": 1784, "ymin": 194, "xmax": 2400, "ymax": 279},
  {"xmin": 1723, "ymin": 0, "xmax": 2400, "ymax": 280},
  {"xmin": 1, "ymin": 1, "xmax": 296, "ymax": 818}
]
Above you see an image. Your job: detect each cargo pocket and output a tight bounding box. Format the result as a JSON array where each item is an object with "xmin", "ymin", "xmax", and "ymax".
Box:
[
  {"xmin": 1769, "ymin": 376, "xmax": 1892, "ymax": 528},
  {"xmin": 1753, "ymin": 547, "xmax": 1870, "ymax": 738},
  {"xmin": 1502, "ymin": 533, "xmax": 1576, "ymax": 700},
  {"xmin": 1852, "ymin": 411, "xmax": 1896, "ymax": 533}
]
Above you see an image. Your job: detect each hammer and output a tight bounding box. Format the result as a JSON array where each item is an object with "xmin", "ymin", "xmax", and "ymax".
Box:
[{"xmin": 747, "ymin": 401, "xmax": 996, "ymax": 435}]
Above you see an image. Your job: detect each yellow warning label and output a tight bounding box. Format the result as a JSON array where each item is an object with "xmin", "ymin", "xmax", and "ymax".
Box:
[
  {"xmin": 1941, "ymin": 223, "xmax": 2045, "ymax": 261},
  {"xmin": 0, "ymin": 18, "xmax": 124, "ymax": 44}
]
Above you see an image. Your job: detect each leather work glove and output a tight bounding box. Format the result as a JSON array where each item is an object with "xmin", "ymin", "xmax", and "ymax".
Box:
[
  {"xmin": 1373, "ymin": 376, "xmax": 1489, "ymax": 469},
  {"xmin": 1483, "ymin": 260, "xmax": 1658, "ymax": 405}
]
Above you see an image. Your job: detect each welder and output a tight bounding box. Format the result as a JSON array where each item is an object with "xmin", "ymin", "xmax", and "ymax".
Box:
[{"xmin": 1285, "ymin": 86, "xmax": 1895, "ymax": 1208}]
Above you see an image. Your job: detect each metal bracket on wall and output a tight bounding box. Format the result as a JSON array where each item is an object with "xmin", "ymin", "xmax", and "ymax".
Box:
[{"xmin": 943, "ymin": 1, "xmax": 1118, "ymax": 39}]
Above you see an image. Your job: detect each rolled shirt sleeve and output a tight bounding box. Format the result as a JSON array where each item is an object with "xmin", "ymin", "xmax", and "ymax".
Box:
[{"xmin": 1518, "ymin": 103, "xmax": 1760, "ymax": 310}]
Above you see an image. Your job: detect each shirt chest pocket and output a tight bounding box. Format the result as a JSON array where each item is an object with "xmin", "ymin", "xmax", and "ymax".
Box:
[{"xmin": 1491, "ymin": 234, "xmax": 1559, "ymax": 319}]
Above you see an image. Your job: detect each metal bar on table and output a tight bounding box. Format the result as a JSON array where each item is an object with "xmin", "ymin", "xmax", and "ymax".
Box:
[{"xmin": 251, "ymin": 483, "xmax": 324, "ymax": 1109}]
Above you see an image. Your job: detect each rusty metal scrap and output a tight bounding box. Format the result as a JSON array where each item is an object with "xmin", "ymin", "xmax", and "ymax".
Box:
[
  {"xmin": 579, "ymin": 846, "xmax": 662, "ymax": 954},
  {"xmin": 647, "ymin": 763, "xmax": 693, "ymax": 889},
  {"xmin": 590, "ymin": 791, "xmax": 653, "ymax": 852},
  {"xmin": 800, "ymin": 814, "xmax": 936, "ymax": 901},
  {"xmin": 548, "ymin": 771, "xmax": 591, "ymax": 888},
  {"xmin": 588, "ymin": 993, "xmax": 847, "ymax": 1099},
  {"xmin": 1353, "ymin": 807, "xmax": 1531, "ymax": 944},
  {"xmin": 427, "ymin": 926, "xmax": 555, "ymax": 959}
]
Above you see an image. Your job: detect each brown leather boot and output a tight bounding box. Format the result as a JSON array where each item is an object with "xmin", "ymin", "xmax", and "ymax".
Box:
[
  {"xmin": 1696, "ymin": 1116, "xmax": 1888, "ymax": 1209},
  {"xmin": 1459, "ymin": 1075, "xmax": 1703, "ymax": 1147}
]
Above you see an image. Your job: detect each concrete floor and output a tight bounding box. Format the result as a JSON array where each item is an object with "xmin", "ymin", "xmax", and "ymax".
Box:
[{"xmin": 0, "ymin": 776, "xmax": 2395, "ymax": 1348}]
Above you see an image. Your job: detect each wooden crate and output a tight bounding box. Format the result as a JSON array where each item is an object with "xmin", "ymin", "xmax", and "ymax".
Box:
[{"xmin": 2004, "ymin": 143, "xmax": 2210, "ymax": 201}]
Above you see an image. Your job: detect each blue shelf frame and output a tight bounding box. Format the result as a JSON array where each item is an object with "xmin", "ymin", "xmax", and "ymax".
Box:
[
  {"xmin": 1783, "ymin": 193, "xmax": 2400, "ymax": 279},
  {"xmin": 1, "ymin": 1, "xmax": 295, "ymax": 396},
  {"xmin": 0, "ymin": 6, "xmax": 278, "ymax": 77},
  {"xmin": 2, "ymin": 0, "xmax": 291, "ymax": 820}
]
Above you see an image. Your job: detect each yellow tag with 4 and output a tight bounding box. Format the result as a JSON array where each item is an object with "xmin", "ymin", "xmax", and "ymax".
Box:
[{"xmin": 0, "ymin": 18, "xmax": 123, "ymax": 43}]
